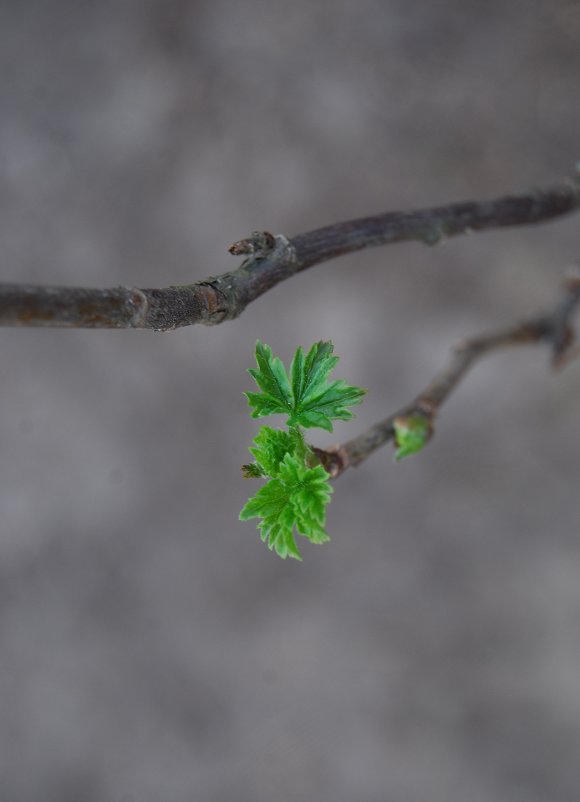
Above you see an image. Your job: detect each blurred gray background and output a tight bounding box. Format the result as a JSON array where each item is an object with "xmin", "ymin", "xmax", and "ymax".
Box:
[{"xmin": 1, "ymin": 1, "xmax": 580, "ymax": 800}]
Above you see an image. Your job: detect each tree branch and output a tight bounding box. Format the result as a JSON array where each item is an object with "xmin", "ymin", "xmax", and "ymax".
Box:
[
  {"xmin": 315, "ymin": 270, "xmax": 580, "ymax": 478},
  {"xmin": 1, "ymin": 177, "xmax": 579, "ymax": 330}
]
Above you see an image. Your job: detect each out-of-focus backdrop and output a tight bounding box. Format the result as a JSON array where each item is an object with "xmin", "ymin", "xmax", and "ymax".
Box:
[{"xmin": 1, "ymin": 2, "xmax": 580, "ymax": 800}]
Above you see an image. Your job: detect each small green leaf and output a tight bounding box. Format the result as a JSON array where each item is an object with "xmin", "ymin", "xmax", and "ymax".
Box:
[
  {"xmin": 278, "ymin": 453, "xmax": 332, "ymax": 544},
  {"xmin": 247, "ymin": 426, "xmax": 304, "ymax": 478},
  {"xmin": 240, "ymin": 477, "xmax": 303, "ymax": 559},
  {"xmin": 239, "ymin": 453, "xmax": 332, "ymax": 559},
  {"xmin": 393, "ymin": 415, "xmax": 432, "ymax": 461},
  {"xmin": 246, "ymin": 340, "xmax": 366, "ymax": 431}
]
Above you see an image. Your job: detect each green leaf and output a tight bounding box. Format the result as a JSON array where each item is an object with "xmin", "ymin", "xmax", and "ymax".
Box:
[
  {"xmin": 278, "ymin": 455, "xmax": 331, "ymax": 544},
  {"xmin": 246, "ymin": 340, "xmax": 366, "ymax": 431},
  {"xmin": 240, "ymin": 477, "xmax": 302, "ymax": 559},
  {"xmin": 393, "ymin": 415, "xmax": 432, "ymax": 460},
  {"xmin": 247, "ymin": 426, "xmax": 303, "ymax": 478},
  {"xmin": 239, "ymin": 453, "xmax": 332, "ymax": 560}
]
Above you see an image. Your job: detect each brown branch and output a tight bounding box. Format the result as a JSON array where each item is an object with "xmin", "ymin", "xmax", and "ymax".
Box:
[
  {"xmin": 1, "ymin": 177, "xmax": 580, "ymax": 329},
  {"xmin": 315, "ymin": 269, "xmax": 580, "ymax": 478}
]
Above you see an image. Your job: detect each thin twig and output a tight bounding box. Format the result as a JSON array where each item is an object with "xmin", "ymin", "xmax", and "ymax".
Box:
[
  {"xmin": 315, "ymin": 270, "xmax": 580, "ymax": 478},
  {"xmin": 1, "ymin": 177, "xmax": 579, "ymax": 330}
]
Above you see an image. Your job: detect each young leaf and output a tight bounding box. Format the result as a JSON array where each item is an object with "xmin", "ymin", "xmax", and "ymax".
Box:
[
  {"xmin": 246, "ymin": 340, "xmax": 366, "ymax": 431},
  {"xmin": 239, "ymin": 453, "xmax": 332, "ymax": 559},
  {"xmin": 278, "ymin": 454, "xmax": 331, "ymax": 545},
  {"xmin": 240, "ymin": 477, "xmax": 302, "ymax": 559},
  {"xmin": 393, "ymin": 415, "xmax": 432, "ymax": 460},
  {"xmin": 247, "ymin": 426, "xmax": 304, "ymax": 478}
]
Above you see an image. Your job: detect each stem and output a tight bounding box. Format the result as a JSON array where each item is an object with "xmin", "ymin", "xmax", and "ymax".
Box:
[
  {"xmin": 1, "ymin": 177, "xmax": 579, "ymax": 330},
  {"xmin": 314, "ymin": 270, "xmax": 580, "ymax": 478}
]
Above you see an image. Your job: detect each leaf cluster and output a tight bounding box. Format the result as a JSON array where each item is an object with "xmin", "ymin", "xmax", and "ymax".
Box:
[{"xmin": 240, "ymin": 341, "xmax": 366, "ymax": 559}]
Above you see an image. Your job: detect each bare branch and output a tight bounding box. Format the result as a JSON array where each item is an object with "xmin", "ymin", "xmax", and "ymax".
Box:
[
  {"xmin": 1, "ymin": 177, "xmax": 579, "ymax": 330},
  {"xmin": 316, "ymin": 269, "xmax": 580, "ymax": 478}
]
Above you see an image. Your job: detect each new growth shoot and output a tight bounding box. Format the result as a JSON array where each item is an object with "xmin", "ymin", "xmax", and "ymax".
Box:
[{"xmin": 240, "ymin": 341, "xmax": 366, "ymax": 559}]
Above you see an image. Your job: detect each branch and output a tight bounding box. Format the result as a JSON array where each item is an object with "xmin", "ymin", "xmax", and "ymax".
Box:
[
  {"xmin": 315, "ymin": 270, "xmax": 580, "ymax": 478},
  {"xmin": 1, "ymin": 177, "xmax": 579, "ymax": 329}
]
